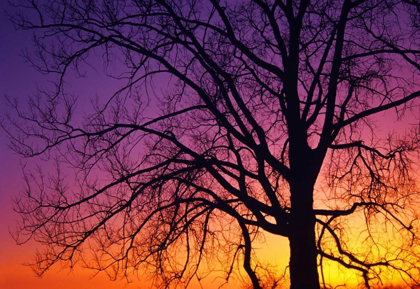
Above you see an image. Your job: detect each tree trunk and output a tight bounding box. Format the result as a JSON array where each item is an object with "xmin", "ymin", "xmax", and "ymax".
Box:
[
  {"xmin": 288, "ymin": 183, "xmax": 320, "ymax": 289},
  {"xmin": 286, "ymin": 116, "xmax": 322, "ymax": 288}
]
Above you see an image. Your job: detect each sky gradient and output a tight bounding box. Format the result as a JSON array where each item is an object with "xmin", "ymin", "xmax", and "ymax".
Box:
[
  {"xmin": 0, "ymin": 3, "xmax": 289, "ymax": 289},
  {"xmin": 1, "ymin": 1, "xmax": 419, "ymax": 289},
  {"xmin": 0, "ymin": 2, "xmax": 144, "ymax": 288}
]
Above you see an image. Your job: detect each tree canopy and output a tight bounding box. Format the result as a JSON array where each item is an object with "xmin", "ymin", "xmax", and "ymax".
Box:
[{"xmin": 3, "ymin": 0, "xmax": 420, "ymax": 288}]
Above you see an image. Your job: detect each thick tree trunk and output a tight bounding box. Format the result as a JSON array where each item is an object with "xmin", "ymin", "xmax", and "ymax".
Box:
[
  {"xmin": 286, "ymin": 116, "xmax": 322, "ymax": 288},
  {"xmin": 288, "ymin": 212, "xmax": 319, "ymax": 288},
  {"xmin": 288, "ymin": 183, "xmax": 320, "ymax": 289}
]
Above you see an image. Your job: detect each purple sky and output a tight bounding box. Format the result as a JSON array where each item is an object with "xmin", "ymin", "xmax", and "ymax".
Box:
[
  {"xmin": 0, "ymin": 0, "xmax": 36, "ymax": 252},
  {"xmin": 0, "ymin": 3, "xmax": 140, "ymax": 288}
]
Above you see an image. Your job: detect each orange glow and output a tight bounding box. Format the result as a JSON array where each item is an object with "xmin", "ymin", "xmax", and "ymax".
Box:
[{"xmin": 1, "ymin": 232, "xmax": 417, "ymax": 289}]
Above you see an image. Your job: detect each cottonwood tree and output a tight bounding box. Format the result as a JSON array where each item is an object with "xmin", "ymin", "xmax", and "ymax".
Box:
[{"xmin": 4, "ymin": 0, "xmax": 420, "ymax": 288}]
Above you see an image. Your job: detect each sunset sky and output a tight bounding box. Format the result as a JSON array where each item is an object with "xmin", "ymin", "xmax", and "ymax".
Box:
[
  {"xmin": 0, "ymin": 2, "xmax": 143, "ymax": 288},
  {"xmin": 0, "ymin": 3, "xmax": 287, "ymax": 289},
  {"xmin": 1, "ymin": 1, "xmax": 419, "ymax": 289}
]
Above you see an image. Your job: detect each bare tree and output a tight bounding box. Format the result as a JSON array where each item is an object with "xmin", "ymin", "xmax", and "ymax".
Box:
[{"xmin": 3, "ymin": 0, "xmax": 420, "ymax": 288}]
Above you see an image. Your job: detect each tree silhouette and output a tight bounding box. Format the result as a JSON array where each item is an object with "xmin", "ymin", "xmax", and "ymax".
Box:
[{"xmin": 3, "ymin": 0, "xmax": 420, "ymax": 288}]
